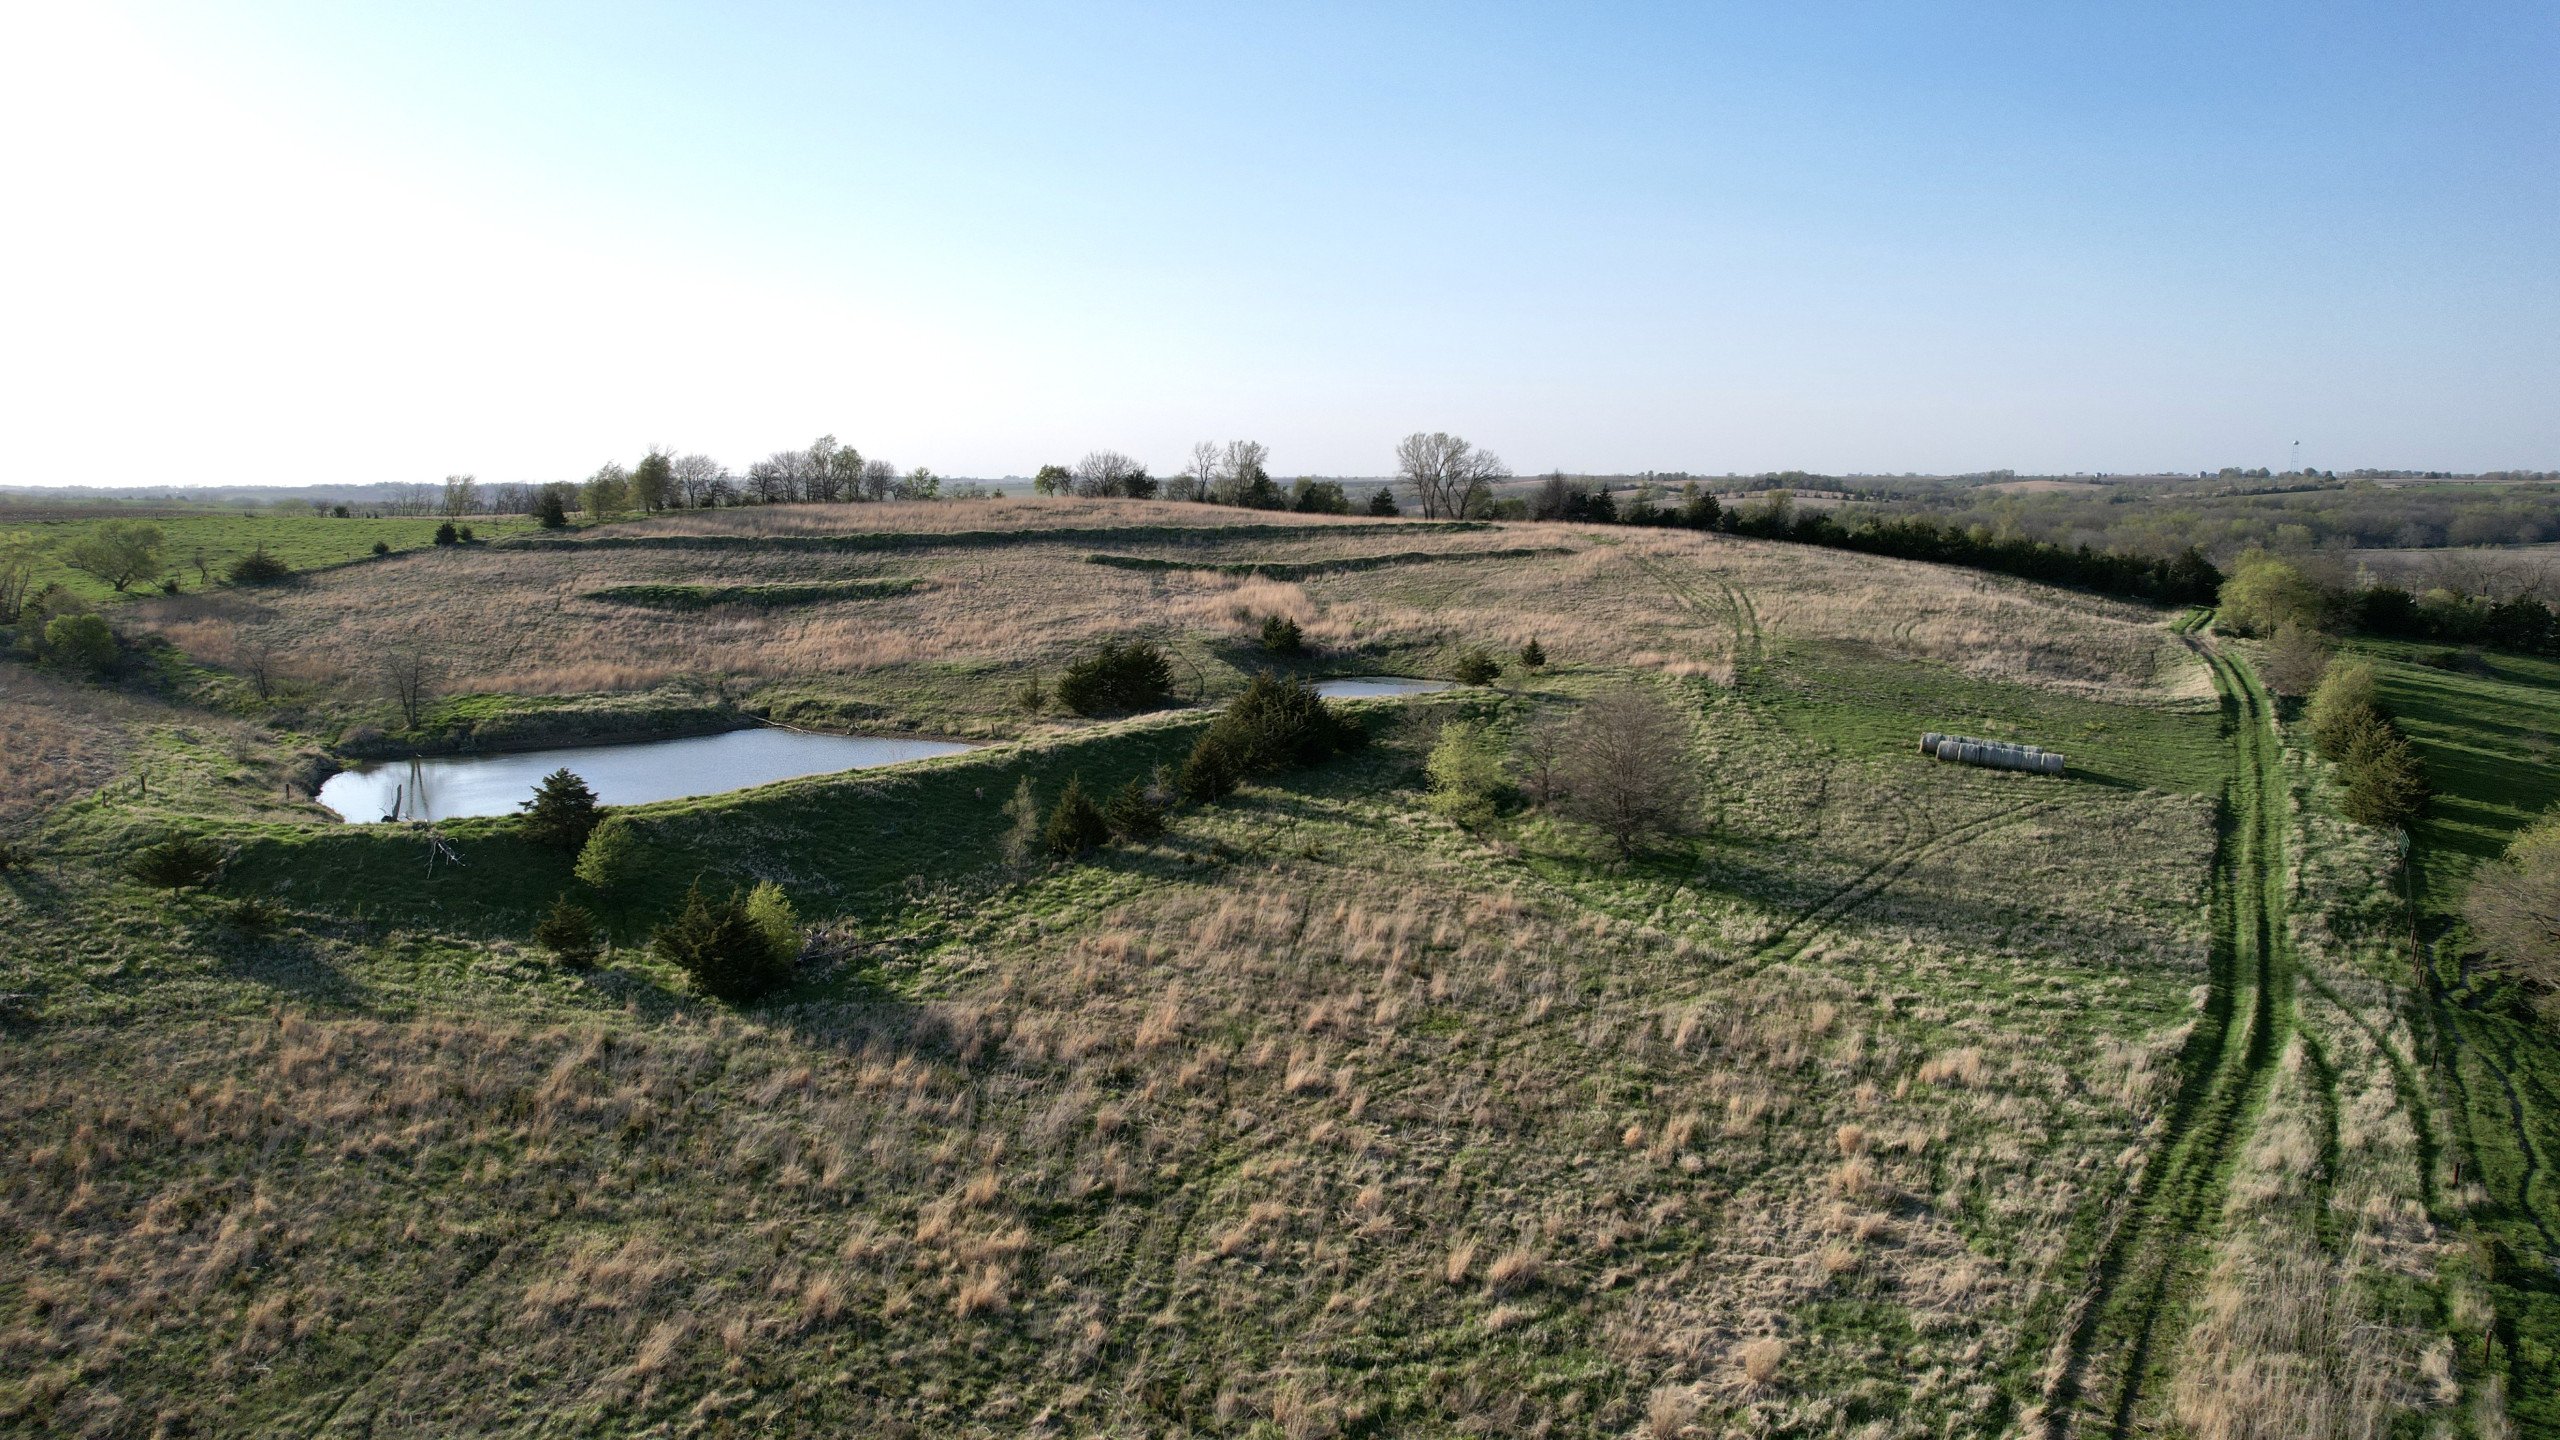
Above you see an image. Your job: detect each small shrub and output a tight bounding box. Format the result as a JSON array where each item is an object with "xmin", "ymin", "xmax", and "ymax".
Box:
[
  {"xmin": 42, "ymin": 613, "xmax": 117, "ymax": 676},
  {"xmin": 2338, "ymin": 714, "xmax": 2429, "ymax": 830},
  {"xmin": 518, "ymin": 768, "xmax": 602, "ymax": 850},
  {"xmin": 131, "ymin": 834, "xmax": 226, "ymax": 889},
  {"xmin": 159, "ymin": 574, "xmax": 181, "ymax": 595},
  {"xmin": 433, "ymin": 521, "xmax": 459, "ymax": 546},
  {"xmin": 1451, "ymin": 648, "xmax": 1501, "ymax": 685},
  {"xmin": 1426, "ymin": 719, "xmax": 1507, "ymax": 828},
  {"xmin": 573, "ymin": 814, "xmax": 641, "ymax": 891},
  {"xmin": 1104, "ymin": 777, "xmax": 1165, "ymax": 841},
  {"xmin": 2304, "ymin": 661, "xmax": 2381, "ymax": 760},
  {"xmin": 1010, "ymin": 670, "xmax": 1046, "ymax": 716},
  {"xmin": 653, "ymin": 882, "xmax": 789, "ymax": 1002},
  {"xmin": 458, "ymin": 524, "xmax": 476, "ymax": 542},
  {"xmin": 1737, "ymin": 1337, "xmax": 1787, "ymax": 1388},
  {"xmin": 226, "ymin": 546, "xmax": 293, "ymax": 585},
  {"xmin": 1518, "ymin": 637, "xmax": 1546, "ymax": 671},
  {"xmin": 1259, "ymin": 614, "xmax": 1304, "ymax": 655},
  {"xmin": 999, "ymin": 776, "xmax": 1043, "ymax": 864},
  {"xmin": 1043, "ymin": 775, "xmax": 1112, "ymax": 857},
  {"xmin": 1056, "ymin": 640, "xmax": 1177, "ymax": 716},
  {"xmin": 1216, "ymin": 673, "xmax": 1362, "ymax": 772},
  {"xmin": 1179, "ymin": 730, "xmax": 1243, "ymax": 803},
  {"xmin": 0, "ymin": 835, "xmax": 33, "ymax": 870},
  {"xmin": 533, "ymin": 893, "xmax": 601, "ymax": 967},
  {"xmin": 744, "ymin": 881, "xmax": 801, "ymax": 967},
  {"xmin": 371, "ymin": 540, "xmax": 392, "ymax": 556},
  {"xmin": 225, "ymin": 896, "xmax": 285, "ymax": 933}
]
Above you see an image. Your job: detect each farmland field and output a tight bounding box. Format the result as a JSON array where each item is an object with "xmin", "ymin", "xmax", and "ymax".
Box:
[
  {"xmin": 0, "ymin": 498, "xmax": 2542, "ymax": 1436},
  {"xmin": 0, "ymin": 511, "xmax": 542, "ymax": 603}
]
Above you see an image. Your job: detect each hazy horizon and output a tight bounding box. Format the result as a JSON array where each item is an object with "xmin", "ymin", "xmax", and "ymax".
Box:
[{"xmin": 5, "ymin": 2, "xmax": 2554, "ymax": 488}]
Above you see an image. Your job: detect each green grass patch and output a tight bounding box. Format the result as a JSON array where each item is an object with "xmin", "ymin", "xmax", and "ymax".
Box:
[
  {"xmin": 583, "ymin": 578, "xmax": 921, "ymax": 609},
  {"xmin": 0, "ymin": 513, "xmax": 541, "ymax": 603},
  {"xmin": 224, "ymin": 712, "xmax": 1218, "ymax": 945},
  {"xmin": 1757, "ymin": 638, "xmax": 2227, "ymax": 794},
  {"xmin": 2343, "ymin": 638, "xmax": 2560, "ymax": 910}
]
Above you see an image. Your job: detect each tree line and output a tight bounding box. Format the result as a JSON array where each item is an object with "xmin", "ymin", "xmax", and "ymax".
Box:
[
  {"xmin": 1505, "ymin": 474, "xmax": 2227, "ymax": 607},
  {"xmin": 2222, "ymin": 548, "xmax": 2560, "ymax": 660}
]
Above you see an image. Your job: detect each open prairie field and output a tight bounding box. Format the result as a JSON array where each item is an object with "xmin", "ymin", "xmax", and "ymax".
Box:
[
  {"xmin": 0, "ymin": 500, "xmax": 2517, "ymax": 1436},
  {"xmin": 0, "ymin": 511, "xmax": 542, "ymax": 604},
  {"xmin": 122, "ymin": 501, "xmax": 2202, "ymax": 744}
]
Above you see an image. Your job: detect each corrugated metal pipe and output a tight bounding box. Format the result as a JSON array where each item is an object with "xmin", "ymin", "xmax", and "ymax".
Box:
[{"xmin": 1918, "ymin": 731, "xmax": 2066, "ymax": 776}]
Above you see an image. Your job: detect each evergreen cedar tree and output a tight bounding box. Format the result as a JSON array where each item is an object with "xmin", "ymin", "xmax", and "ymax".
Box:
[
  {"xmin": 1180, "ymin": 674, "xmax": 1363, "ymax": 803},
  {"xmin": 1104, "ymin": 778, "xmax": 1166, "ymax": 841},
  {"xmin": 533, "ymin": 894, "xmax": 600, "ymax": 968},
  {"xmin": 652, "ymin": 882, "xmax": 790, "ymax": 1002},
  {"xmin": 1056, "ymin": 640, "xmax": 1176, "ymax": 716},
  {"xmin": 533, "ymin": 490, "xmax": 570, "ymax": 528},
  {"xmin": 1519, "ymin": 637, "xmax": 1547, "ymax": 670},
  {"xmin": 129, "ymin": 834, "xmax": 226, "ymax": 889},
  {"xmin": 1259, "ymin": 615, "xmax": 1304, "ymax": 655},
  {"xmin": 518, "ymin": 769, "xmax": 603, "ymax": 850},
  {"xmin": 1366, "ymin": 488, "xmax": 1400, "ymax": 516},
  {"xmin": 1042, "ymin": 776, "xmax": 1112, "ymax": 857},
  {"xmin": 1452, "ymin": 649, "xmax": 1502, "ymax": 685},
  {"xmin": 2303, "ymin": 662, "xmax": 2429, "ymax": 831},
  {"xmin": 434, "ymin": 521, "xmax": 459, "ymax": 546}
]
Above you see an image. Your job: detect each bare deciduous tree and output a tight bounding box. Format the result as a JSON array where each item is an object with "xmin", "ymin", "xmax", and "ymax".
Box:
[
  {"xmin": 1395, "ymin": 432, "xmax": 1507, "ymax": 519},
  {"xmin": 1513, "ymin": 713, "xmax": 1567, "ymax": 806},
  {"xmin": 242, "ymin": 639, "xmax": 280, "ymax": 701},
  {"xmin": 379, "ymin": 644, "xmax": 442, "ymax": 730},
  {"xmin": 2258, "ymin": 621, "xmax": 2333, "ymax": 698},
  {"xmin": 0, "ymin": 539, "xmax": 37, "ymax": 623},
  {"xmin": 1551, "ymin": 684, "xmax": 1703, "ymax": 858},
  {"xmin": 440, "ymin": 474, "xmax": 481, "ymax": 517},
  {"xmin": 2465, "ymin": 819, "xmax": 2560, "ymax": 997},
  {"xmin": 1072, "ymin": 450, "xmax": 1149, "ymax": 498},
  {"xmin": 672, "ymin": 453, "xmax": 729, "ymax": 508},
  {"xmin": 860, "ymin": 458, "xmax": 899, "ymax": 502}
]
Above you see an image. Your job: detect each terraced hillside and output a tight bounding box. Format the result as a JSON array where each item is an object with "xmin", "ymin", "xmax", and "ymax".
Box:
[{"xmin": 0, "ymin": 500, "xmax": 2511, "ymax": 1436}]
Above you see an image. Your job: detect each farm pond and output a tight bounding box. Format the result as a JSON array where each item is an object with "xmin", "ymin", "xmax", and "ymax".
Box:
[
  {"xmin": 1312, "ymin": 676, "xmax": 1455, "ymax": 698},
  {"xmin": 317, "ymin": 728, "xmax": 976, "ymax": 823}
]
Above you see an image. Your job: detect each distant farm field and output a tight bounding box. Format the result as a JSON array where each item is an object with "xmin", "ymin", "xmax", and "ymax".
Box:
[{"xmin": 0, "ymin": 511, "xmax": 541, "ymax": 602}]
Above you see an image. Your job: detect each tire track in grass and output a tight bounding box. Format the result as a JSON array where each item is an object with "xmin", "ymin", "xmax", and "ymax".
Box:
[{"xmin": 2037, "ymin": 631, "xmax": 2296, "ymax": 1439}]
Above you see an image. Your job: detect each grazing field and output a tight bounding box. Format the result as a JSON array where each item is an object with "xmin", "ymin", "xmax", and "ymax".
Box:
[
  {"xmin": 123, "ymin": 501, "xmax": 2201, "ymax": 744},
  {"xmin": 0, "ymin": 497, "xmax": 2525, "ymax": 1436},
  {"xmin": 0, "ymin": 511, "xmax": 542, "ymax": 603}
]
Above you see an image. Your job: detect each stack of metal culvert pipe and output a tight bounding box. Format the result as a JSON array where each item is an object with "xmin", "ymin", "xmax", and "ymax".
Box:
[{"xmin": 1918, "ymin": 731, "xmax": 2065, "ymax": 775}]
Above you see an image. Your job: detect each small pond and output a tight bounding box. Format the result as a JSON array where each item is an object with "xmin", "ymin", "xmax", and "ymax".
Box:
[
  {"xmin": 318, "ymin": 727, "xmax": 976, "ymax": 823},
  {"xmin": 1313, "ymin": 676, "xmax": 1456, "ymax": 699}
]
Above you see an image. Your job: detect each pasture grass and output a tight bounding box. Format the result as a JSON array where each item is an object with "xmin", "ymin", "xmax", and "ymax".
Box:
[
  {"xmin": 1, "ymin": 512, "xmax": 541, "ymax": 603},
  {"xmin": 0, "ymin": 505, "xmax": 2484, "ymax": 1437}
]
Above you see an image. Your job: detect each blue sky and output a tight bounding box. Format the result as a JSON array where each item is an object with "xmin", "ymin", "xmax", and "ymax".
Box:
[{"xmin": 3, "ymin": 2, "xmax": 2553, "ymax": 485}]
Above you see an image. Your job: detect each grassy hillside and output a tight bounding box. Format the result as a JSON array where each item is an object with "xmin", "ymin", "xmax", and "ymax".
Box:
[
  {"xmin": 2330, "ymin": 638, "xmax": 2560, "ymax": 1435},
  {"xmin": 0, "ymin": 500, "xmax": 2508, "ymax": 1436},
  {"xmin": 1, "ymin": 511, "xmax": 541, "ymax": 603}
]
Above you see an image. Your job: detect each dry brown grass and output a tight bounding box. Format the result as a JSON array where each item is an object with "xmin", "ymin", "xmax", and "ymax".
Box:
[
  {"xmin": 0, "ymin": 663, "xmax": 141, "ymax": 827},
  {"xmin": 123, "ymin": 507, "xmax": 2202, "ymax": 728}
]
